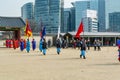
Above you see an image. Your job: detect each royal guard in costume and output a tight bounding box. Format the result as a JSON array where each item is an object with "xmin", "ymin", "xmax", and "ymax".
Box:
[
  {"xmin": 42, "ymin": 38, "xmax": 47, "ymax": 55},
  {"xmin": 23, "ymin": 39, "xmax": 26, "ymax": 49},
  {"xmin": 56, "ymin": 39, "xmax": 61, "ymax": 55},
  {"xmin": 9, "ymin": 39, "xmax": 12, "ymax": 48},
  {"xmin": 6, "ymin": 39, "xmax": 9, "ymax": 48},
  {"xmin": 16, "ymin": 40, "xmax": 19, "ymax": 48},
  {"xmin": 13, "ymin": 39, "xmax": 17, "ymax": 49},
  {"xmin": 26, "ymin": 39, "xmax": 30, "ymax": 53},
  {"xmin": 20, "ymin": 39, "xmax": 24, "ymax": 51},
  {"xmin": 80, "ymin": 38, "xmax": 87, "ymax": 59},
  {"xmin": 32, "ymin": 38, "xmax": 36, "ymax": 51},
  {"xmin": 39, "ymin": 39, "xmax": 43, "ymax": 52}
]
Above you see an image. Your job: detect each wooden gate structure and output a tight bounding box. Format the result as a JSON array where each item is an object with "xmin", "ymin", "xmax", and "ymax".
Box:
[{"xmin": 0, "ymin": 16, "xmax": 25, "ymax": 40}]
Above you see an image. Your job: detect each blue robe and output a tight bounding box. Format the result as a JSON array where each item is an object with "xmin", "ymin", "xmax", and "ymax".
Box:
[
  {"xmin": 42, "ymin": 41, "xmax": 47, "ymax": 55},
  {"xmin": 20, "ymin": 41, "xmax": 24, "ymax": 51},
  {"xmin": 26, "ymin": 40, "xmax": 30, "ymax": 53},
  {"xmin": 39, "ymin": 40, "xmax": 42, "ymax": 52},
  {"xmin": 32, "ymin": 40, "xmax": 36, "ymax": 51},
  {"xmin": 57, "ymin": 48, "xmax": 61, "ymax": 54},
  {"xmin": 56, "ymin": 39, "xmax": 61, "ymax": 55}
]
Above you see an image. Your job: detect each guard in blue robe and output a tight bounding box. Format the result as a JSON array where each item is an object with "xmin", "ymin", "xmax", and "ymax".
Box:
[
  {"xmin": 56, "ymin": 39, "xmax": 61, "ymax": 55},
  {"xmin": 32, "ymin": 39, "xmax": 36, "ymax": 51},
  {"xmin": 39, "ymin": 39, "xmax": 43, "ymax": 52},
  {"xmin": 20, "ymin": 39, "xmax": 24, "ymax": 51},
  {"xmin": 42, "ymin": 38, "xmax": 47, "ymax": 55},
  {"xmin": 80, "ymin": 39, "xmax": 87, "ymax": 59},
  {"xmin": 26, "ymin": 39, "xmax": 30, "ymax": 53}
]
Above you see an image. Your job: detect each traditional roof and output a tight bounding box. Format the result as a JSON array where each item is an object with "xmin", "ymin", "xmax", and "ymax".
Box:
[
  {"xmin": 0, "ymin": 16, "xmax": 25, "ymax": 28},
  {"xmin": 61, "ymin": 32, "xmax": 120, "ymax": 37}
]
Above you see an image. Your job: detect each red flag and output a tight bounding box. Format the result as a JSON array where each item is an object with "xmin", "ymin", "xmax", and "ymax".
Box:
[
  {"xmin": 25, "ymin": 20, "xmax": 32, "ymax": 37},
  {"xmin": 75, "ymin": 21, "xmax": 84, "ymax": 38}
]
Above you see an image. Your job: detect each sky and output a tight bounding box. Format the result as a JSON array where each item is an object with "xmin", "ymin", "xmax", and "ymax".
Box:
[{"xmin": 0, "ymin": 0, "xmax": 81, "ymax": 17}]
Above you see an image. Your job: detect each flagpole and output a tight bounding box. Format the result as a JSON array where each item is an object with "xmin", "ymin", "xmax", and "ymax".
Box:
[
  {"xmin": 57, "ymin": 1, "xmax": 61, "ymax": 39},
  {"xmin": 81, "ymin": 18, "xmax": 84, "ymax": 39},
  {"xmin": 57, "ymin": 25, "xmax": 60, "ymax": 39}
]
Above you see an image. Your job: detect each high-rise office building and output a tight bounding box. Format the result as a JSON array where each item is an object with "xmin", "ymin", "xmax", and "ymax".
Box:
[
  {"xmin": 98, "ymin": 0, "xmax": 106, "ymax": 32},
  {"xmin": 63, "ymin": 8, "xmax": 71, "ymax": 33},
  {"xmin": 21, "ymin": 2, "xmax": 34, "ymax": 22},
  {"xmin": 90, "ymin": 0, "xmax": 98, "ymax": 10},
  {"xmin": 70, "ymin": 3, "xmax": 75, "ymax": 32},
  {"xmin": 90, "ymin": 0, "xmax": 106, "ymax": 32},
  {"xmin": 109, "ymin": 12, "xmax": 120, "ymax": 32},
  {"xmin": 106, "ymin": 0, "xmax": 120, "ymax": 31},
  {"xmin": 34, "ymin": 0, "xmax": 64, "ymax": 33},
  {"xmin": 74, "ymin": 1, "xmax": 90, "ymax": 31},
  {"xmin": 82, "ymin": 10, "xmax": 98, "ymax": 32}
]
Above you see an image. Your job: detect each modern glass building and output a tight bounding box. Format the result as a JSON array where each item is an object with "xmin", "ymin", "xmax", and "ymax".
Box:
[
  {"xmin": 74, "ymin": 1, "xmax": 90, "ymax": 31},
  {"xmin": 70, "ymin": 6, "xmax": 75, "ymax": 32},
  {"xmin": 34, "ymin": 0, "xmax": 64, "ymax": 33},
  {"xmin": 63, "ymin": 8, "xmax": 71, "ymax": 33},
  {"xmin": 98, "ymin": 0, "xmax": 106, "ymax": 32},
  {"xmin": 109, "ymin": 12, "xmax": 120, "ymax": 32},
  {"xmin": 90, "ymin": 0, "xmax": 106, "ymax": 32},
  {"xmin": 90, "ymin": 0, "xmax": 98, "ymax": 10},
  {"xmin": 82, "ymin": 10, "xmax": 98, "ymax": 32},
  {"xmin": 106, "ymin": 0, "xmax": 120, "ymax": 31},
  {"xmin": 21, "ymin": 2, "xmax": 34, "ymax": 22}
]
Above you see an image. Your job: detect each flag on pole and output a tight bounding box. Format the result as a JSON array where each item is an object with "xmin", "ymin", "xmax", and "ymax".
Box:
[
  {"xmin": 40, "ymin": 26, "xmax": 46, "ymax": 39},
  {"xmin": 75, "ymin": 21, "xmax": 84, "ymax": 38},
  {"xmin": 25, "ymin": 20, "xmax": 32, "ymax": 37},
  {"xmin": 41, "ymin": 27, "xmax": 46, "ymax": 39}
]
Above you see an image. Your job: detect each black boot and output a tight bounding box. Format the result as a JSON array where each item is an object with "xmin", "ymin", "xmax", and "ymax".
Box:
[
  {"xmin": 43, "ymin": 53, "xmax": 46, "ymax": 55},
  {"xmin": 83, "ymin": 56, "xmax": 86, "ymax": 59},
  {"xmin": 57, "ymin": 52, "xmax": 60, "ymax": 55}
]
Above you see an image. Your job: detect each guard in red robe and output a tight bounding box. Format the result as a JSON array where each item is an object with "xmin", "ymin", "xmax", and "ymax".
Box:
[{"xmin": 13, "ymin": 39, "xmax": 17, "ymax": 49}]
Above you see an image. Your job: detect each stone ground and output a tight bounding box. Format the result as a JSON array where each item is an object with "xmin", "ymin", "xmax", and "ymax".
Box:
[{"xmin": 0, "ymin": 46, "xmax": 120, "ymax": 80}]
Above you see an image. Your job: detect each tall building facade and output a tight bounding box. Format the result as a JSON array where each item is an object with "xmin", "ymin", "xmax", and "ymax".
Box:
[
  {"xmin": 90, "ymin": 0, "xmax": 98, "ymax": 10},
  {"xmin": 70, "ymin": 4, "xmax": 75, "ymax": 32},
  {"xmin": 82, "ymin": 10, "xmax": 98, "ymax": 32},
  {"xmin": 21, "ymin": 2, "xmax": 34, "ymax": 22},
  {"xmin": 74, "ymin": 1, "xmax": 90, "ymax": 31},
  {"xmin": 90, "ymin": 0, "xmax": 106, "ymax": 32},
  {"xmin": 109, "ymin": 12, "xmax": 120, "ymax": 32},
  {"xmin": 98, "ymin": 0, "xmax": 106, "ymax": 32},
  {"xmin": 63, "ymin": 8, "xmax": 71, "ymax": 33},
  {"xmin": 106, "ymin": 0, "xmax": 120, "ymax": 31},
  {"xmin": 34, "ymin": 0, "xmax": 64, "ymax": 33}
]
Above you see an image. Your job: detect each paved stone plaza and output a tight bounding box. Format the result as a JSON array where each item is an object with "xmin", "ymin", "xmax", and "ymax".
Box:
[{"xmin": 0, "ymin": 47, "xmax": 119, "ymax": 80}]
